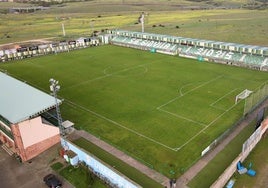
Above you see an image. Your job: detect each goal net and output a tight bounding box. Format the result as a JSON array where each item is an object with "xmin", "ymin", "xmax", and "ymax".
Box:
[{"xmin": 235, "ymin": 89, "xmax": 253, "ymax": 104}]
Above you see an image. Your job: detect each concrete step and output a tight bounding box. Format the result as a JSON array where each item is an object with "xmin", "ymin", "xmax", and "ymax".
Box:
[{"xmin": 1, "ymin": 144, "xmax": 14, "ymax": 156}]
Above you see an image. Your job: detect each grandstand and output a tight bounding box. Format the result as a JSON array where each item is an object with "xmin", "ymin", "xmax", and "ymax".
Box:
[
  {"xmin": 0, "ymin": 37, "xmax": 100, "ymax": 62},
  {"xmin": 1, "ymin": 30, "xmax": 267, "ymax": 71},
  {"xmin": 111, "ymin": 36, "xmax": 178, "ymax": 55},
  {"xmin": 108, "ymin": 30, "xmax": 268, "ymax": 71}
]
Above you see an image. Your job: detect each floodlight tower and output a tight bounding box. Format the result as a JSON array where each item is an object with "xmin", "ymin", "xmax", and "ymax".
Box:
[
  {"xmin": 61, "ymin": 23, "xmax": 66, "ymax": 37},
  {"xmin": 49, "ymin": 78, "xmax": 64, "ymax": 136}
]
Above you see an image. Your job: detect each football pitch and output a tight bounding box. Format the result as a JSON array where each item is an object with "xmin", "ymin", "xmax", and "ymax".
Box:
[{"xmin": 1, "ymin": 45, "xmax": 268, "ymax": 177}]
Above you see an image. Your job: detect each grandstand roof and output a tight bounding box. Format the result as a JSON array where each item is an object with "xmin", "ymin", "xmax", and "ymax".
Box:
[
  {"xmin": 113, "ymin": 30, "xmax": 268, "ymax": 53},
  {"xmin": 0, "ymin": 72, "xmax": 61, "ymax": 124}
]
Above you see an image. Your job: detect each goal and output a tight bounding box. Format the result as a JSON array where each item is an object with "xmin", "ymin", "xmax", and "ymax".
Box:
[{"xmin": 235, "ymin": 89, "xmax": 253, "ymax": 104}]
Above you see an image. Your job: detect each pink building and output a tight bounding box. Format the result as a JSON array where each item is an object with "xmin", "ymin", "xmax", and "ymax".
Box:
[{"xmin": 0, "ymin": 72, "xmax": 61, "ymax": 161}]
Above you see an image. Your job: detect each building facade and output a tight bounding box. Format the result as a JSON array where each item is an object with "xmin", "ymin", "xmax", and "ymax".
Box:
[{"xmin": 0, "ymin": 72, "xmax": 61, "ymax": 161}]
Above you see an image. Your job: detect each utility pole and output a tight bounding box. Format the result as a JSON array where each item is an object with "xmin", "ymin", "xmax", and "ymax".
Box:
[
  {"xmin": 49, "ymin": 78, "xmax": 64, "ymax": 136},
  {"xmin": 62, "ymin": 23, "xmax": 66, "ymax": 37},
  {"xmin": 139, "ymin": 12, "xmax": 145, "ymax": 33}
]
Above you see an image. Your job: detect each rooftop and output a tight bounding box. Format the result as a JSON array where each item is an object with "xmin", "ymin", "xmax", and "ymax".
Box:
[{"xmin": 0, "ymin": 72, "xmax": 61, "ymax": 124}]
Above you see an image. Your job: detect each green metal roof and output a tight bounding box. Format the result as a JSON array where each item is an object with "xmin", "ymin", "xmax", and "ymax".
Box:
[
  {"xmin": 113, "ymin": 30, "xmax": 268, "ymax": 52},
  {"xmin": 0, "ymin": 72, "xmax": 61, "ymax": 124}
]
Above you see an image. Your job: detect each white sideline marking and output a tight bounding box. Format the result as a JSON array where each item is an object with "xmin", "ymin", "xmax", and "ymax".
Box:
[
  {"xmin": 25, "ymin": 61, "xmax": 44, "ymax": 68},
  {"xmin": 103, "ymin": 65, "xmax": 148, "ymax": 77},
  {"xmin": 174, "ymin": 100, "xmax": 241, "ymax": 151},
  {"xmin": 210, "ymin": 88, "xmax": 238, "ymax": 107},
  {"xmin": 64, "ymin": 99, "xmax": 177, "ymax": 151},
  {"xmin": 5, "ymin": 72, "xmax": 176, "ymax": 151},
  {"xmin": 224, "ymin": 76, "xmax": 260, "ymax": 84},
  {"xmin": 158, "ymin": 108, "xmax": 207, "ymax": 127},
  {"xmin": 64, "ymin": 62, "xmax": 153, "ymax": 90},
  {"xmin": 157, "ymin": 75, "xmax": 223, "ymax": 109}
]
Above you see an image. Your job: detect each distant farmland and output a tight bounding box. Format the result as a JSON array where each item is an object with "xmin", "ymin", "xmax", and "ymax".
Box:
[{"xmin": 0, "ymin": 4, "xmax": 267, "ymax": 46}]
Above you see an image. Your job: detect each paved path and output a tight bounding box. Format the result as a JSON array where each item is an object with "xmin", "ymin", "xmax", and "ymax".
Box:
[
  {"xmin": 176, "ymin": 98, "xmax": 268, "ymax": 188},
  {"xmin": 68, "ymin": 130, "xmax": 170, "ymax": 187},
  {"xmin": 0, "ymin": 143, "xmax": 73, "ymax": 188}
]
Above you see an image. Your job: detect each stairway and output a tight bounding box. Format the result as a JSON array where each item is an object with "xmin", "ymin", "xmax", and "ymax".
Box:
[{"xmin": 1, "ymin": 144, "xmax": 15, "ymax": 156}]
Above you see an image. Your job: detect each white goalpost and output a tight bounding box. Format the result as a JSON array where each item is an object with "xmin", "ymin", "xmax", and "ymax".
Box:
[{"xmin": 235, "ymin": 89, "xmax": 253, "ymax": 104}]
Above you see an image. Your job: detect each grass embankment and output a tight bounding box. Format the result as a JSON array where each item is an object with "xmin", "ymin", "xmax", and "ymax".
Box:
[
  {"xmin": 51, "ymin": 162, "xmax": 107, "ymax": 188},
  {"xmin": 73, "ymin": 137, "xmax": 163, "ymax": 188},
  {"xmin": 188, "ymin": 119, "xmax": 256, "ymax": 188},
  {"xmin": 233, "ymin": 135, "xmax": 268, "ymax": 188}
]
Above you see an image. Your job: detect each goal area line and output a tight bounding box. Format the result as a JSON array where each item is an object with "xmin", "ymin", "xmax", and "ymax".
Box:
[
  {"xmin": 156, "ymin": 78, "xmax": 244, "ymax": 151},
  {"xmin": 174, "ymin": 100, "xmax": 242, "ymax": 151}
]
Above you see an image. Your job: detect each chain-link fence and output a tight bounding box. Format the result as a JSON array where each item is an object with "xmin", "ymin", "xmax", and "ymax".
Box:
[{"xmin": 244, "ymin": 83, "xmax": 268, "ymax": 115}]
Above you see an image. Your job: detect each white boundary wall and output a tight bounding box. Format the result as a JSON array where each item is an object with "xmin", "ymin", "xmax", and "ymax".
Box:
[
  {"xmin": 61, "ymin": 139, "xmax": 141, "ymax": 188},
  {"xmin": 210, "ymin": 118, "xmax": 268, "ymax": 188}
]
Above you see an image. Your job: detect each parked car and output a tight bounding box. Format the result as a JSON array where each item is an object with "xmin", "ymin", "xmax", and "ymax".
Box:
[{"xmin": 43, "ymin": 174, "xmax": 62, "ymax": 188}]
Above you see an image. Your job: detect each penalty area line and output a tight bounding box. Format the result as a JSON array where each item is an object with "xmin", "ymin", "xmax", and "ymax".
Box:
[
  {"xmin": 103, "ymin": 65, "xmax": 148, "ymax": 77},
  {"xmin": 157, "ymin": 75, "xmax": 223, "ymax": 109},
  {"xmin": 158, "ymin": 108, "xmax": 207, "ymax": 127},
  {"xmin": 174, "ymin": 99, "xmax": 242, "ymax": 151},
  {"xmin": 210, "ymin": 88, "xmax": 239, "ymax": 107},
  {"xmin": 64, "ymin": 99, "xmax": 177, "ymax": 151}
]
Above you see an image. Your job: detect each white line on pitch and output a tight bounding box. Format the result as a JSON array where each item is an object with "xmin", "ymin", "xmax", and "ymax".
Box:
[
  {"xmin": 210, "ymin": 88, "xmax": 238, "ymax": 107},
  {"xmin": 208, "ymin": 102, "xmax": 239, "ymax": 127},
  {"xmin": 103, "ymin": 65, "xmax": 148, "ymax": 77},
  {"xmin": 64, "ymin": 62, "xmax": 153, "ymax": 90},
  {"xmin": 64, "ymin": 99, "xmax": 177, "ymax": 151},
  {"xmin": 25, "ymin": 61, "xmax": 44, "ymax": 68},
  {"xmin": 178, "ymin": 82, "xmax": 196, "ymax": 96},
  {"xmin": 157, "ymin": 75, "xmax": 223, "ymax": 109},
  {"xmin": 103, "ymin": 66, "xmax": 112, "ymax": 75},
  {"xmin": 174, "ymin": 100, "xmax": 242, "ymax": 151},
  {"xmin": 210, "ymin": 105, "xmax": 227, "ymax": 111},
  {"xmin": 158, "ymin": 108, "xmax": 207, "ymax": 127}
]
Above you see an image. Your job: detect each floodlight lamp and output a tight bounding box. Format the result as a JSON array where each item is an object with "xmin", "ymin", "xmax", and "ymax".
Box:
[
  {"xmin": 55, "ymin": 85, "xmax": 60, "ymax": 91},
  {"xmin": 49, "ymin": 78, "xmax": 55, "ymax": 84},
  {"xmin": 50, "ymin": 85, "xmax": 54, "ymax": 92}
]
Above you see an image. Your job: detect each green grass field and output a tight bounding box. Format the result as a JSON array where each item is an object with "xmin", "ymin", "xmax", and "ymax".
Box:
[{"xmin": 0, "ymin": 45, "xmax": 268, "ymax": 177}]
